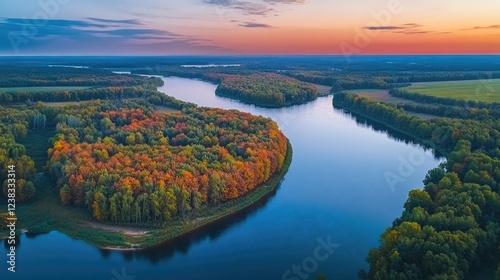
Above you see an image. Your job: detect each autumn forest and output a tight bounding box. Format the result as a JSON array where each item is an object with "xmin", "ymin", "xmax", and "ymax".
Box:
[{"xmin": 3, "ymin": 56, "xmax": 500, "ymax": 280}]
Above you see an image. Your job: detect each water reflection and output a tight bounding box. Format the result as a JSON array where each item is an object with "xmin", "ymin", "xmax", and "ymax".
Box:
[
  {"xmin": 25, "ymin": 231, "xmax": 51, "ymax": 239},
  {"xmin": 334, "ymin": 107, "xmax": 443, "ymax": 159},
  {"xmin": 2, "ymin": 235, "xmax": 20, "ymax": 251}
]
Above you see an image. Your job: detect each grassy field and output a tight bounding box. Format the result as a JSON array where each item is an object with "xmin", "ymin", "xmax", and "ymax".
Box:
[
  {"xmin": 404, "ymin": 79, "xmax": 500, "ymax": 102},
  {"xmin": 155, "ymin": 105, "xmax": 180, "ymax": 113},
  {"xmin": 43, "ymin": 101, "xmax": 84, "ymax": 107},
  {"xmin": 313, "ymin": 84, "xmax": 332, "ymax": 96},
  {"xmin": 348, "ymin": 89, "xmax": 395, "ymax": 103},
  {"xmin": 19, "ymin": 129, "xmax": 56, "ymax": 170},
  {"xmin": 0, "ymin": 86, "xmax": 90, "ymax": 93}
]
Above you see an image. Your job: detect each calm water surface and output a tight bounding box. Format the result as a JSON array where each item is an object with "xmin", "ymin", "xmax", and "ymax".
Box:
[{"xmin": 2, "ymin": 77, "xmax": 443, "ymax": 280}]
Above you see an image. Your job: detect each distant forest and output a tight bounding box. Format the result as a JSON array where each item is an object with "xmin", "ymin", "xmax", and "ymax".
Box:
[{"xmin": 216, "ymin": 73, "xmax": 317, "ymax": 107}]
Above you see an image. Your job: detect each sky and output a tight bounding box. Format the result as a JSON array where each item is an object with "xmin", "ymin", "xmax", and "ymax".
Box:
[{"xmin": 1, "ymin": 0, "xmax": 500, "ymax": 55}]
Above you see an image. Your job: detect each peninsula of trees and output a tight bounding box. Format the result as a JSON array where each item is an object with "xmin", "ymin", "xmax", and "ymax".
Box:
[{"xmin": 48, "ymin": 104, "xmax": 288, "ymax": 222}]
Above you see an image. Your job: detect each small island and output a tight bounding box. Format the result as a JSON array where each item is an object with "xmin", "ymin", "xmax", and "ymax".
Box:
[{"xmin": 215, "ymin": 73, "xmax": 318, "ymax": 107}]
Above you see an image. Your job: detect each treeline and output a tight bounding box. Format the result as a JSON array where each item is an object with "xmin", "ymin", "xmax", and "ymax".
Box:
[
  {"xmin": 334, "ymin": 93, "xmax": 500, "ymax": 166},
  {"xmin": 6, "ymin": 55, "xmax": 500, "ymax": 72},
  {"xmin": 215, "ymin": 74, "xmax": 318, "ymax": 107},
  {"xmin": 334, "ymin": 93, "xmax": 500, "ymax": 279},
  {"xmin": 396, "ymin": 102, "xmax": 492, "ymax": 120},
  {"xmin": 285, "ymin": 71, "xmax": 500, "ymax": 91},
  {"xmin": 0, "ymin": 78, "xmax": 163, "ymax": 105},
  {"xmin": 0, "ymin": 86, "xmax": 131, "ymax": 104},
  {"xmin": 0, "ymin": 85, "xmax": 190, "ymax": 114},
  {"xmin": 286, "ymin": 71, "xmax": 408, "ymax": 91},
  {"xmin": 0, "ymin": 67, "xmax": 165, "ymax": 104},
  {"xmin": 47, "ymin": 101, "xmax": 288, "ymax": 223},
  {"xmin": 0, "ymin": 66, "xmax": 161, "ymax": 87},
  {"xmin": 132, "ymin": 65, "xmax": 247, "ymax": 83},
  {"xmin": 390, "ymin": 88, "xmax": 500, "ymax": 119},
  {"xmin": 0, "ymin": 84, "xmax": 161, "ymax": 104},
  {"xmin": 390, "ymin": 88, "xmax": 500, "ymax": 109}
]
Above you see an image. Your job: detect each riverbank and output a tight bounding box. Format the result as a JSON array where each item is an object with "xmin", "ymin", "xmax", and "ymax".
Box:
[
  {"xmin": 1, "ymin": 140, "xmax": 293, "ymax": 250},
  {"xmin": 111, "ymin": 138, "xmax": 294, "ymax": 250},
  {"xmin": 332, "ymin": 96, "xmax": 448, "ymax": 157}
]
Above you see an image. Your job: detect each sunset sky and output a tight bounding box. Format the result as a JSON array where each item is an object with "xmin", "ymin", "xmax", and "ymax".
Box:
[{"xmin": 1, "ymin": 0, "xmax": 500, "ymax": 55}]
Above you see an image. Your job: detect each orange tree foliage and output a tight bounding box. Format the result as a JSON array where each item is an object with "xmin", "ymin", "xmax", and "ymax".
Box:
[{"xmin": 48, "ymin": 104, "xmax": 288, "ymax": 223}]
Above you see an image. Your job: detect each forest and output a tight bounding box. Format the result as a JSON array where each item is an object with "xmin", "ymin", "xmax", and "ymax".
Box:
[
  {"xmin": 334, "ymin": 93, "xmax": 500, "ymax": 279},
  {"xmin": 0, "ymin": 106, "xmax": 38, "ymax": 203},
  {"xmin": 0, "ymin": 66, "xmax": 157, "ymax": 87},
  {"xmin": 0, "ymin": 66, "xmax": 289, "ymax": 228},
  {"xmin": 0, "ymin": 68, "xmax": 164, "ymax": 104},
  {"xmin": 47, "ymin": 102, "xmax": 288, "ymax": 222},
  {"xmin": 286, "ymin": 71, "xmax": 500, "ymax": 92},
  {"xmin": 27, "ymin": 55, "xmax": 500, "ymax": 72},
  {"xmin": 215, "ymin": 73, "xmax": 318, "ymax": 107},
  {"xmin": 4, "ymin": 58, "xmax": 500, "ymax": 278}
]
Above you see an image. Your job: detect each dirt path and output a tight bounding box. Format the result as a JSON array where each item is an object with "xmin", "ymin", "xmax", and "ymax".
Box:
[{"xmin": 85, "ymin": 221, "xmax": 149, "ymax": 236}]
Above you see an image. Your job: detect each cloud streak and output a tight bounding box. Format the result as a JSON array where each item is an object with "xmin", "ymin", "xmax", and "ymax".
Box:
[
  {"xmin": 239, "ymin": 22, "xmax": 272, "ymax": 28},
  {"xmin": 0, "ymin": 17, "xmax": 229, "ymax": 55},
  {"xmin": 263, "ymin": 0, "xmax": 306, "ymax": 3},
  {"xmin": 364, "ymin": 26, "xmax": 406, "ymax": 30},
  {"xmin": 363, "ymin": 23, "xmax": 435, "ymax": 35},
  {"xmin": 463, "ymin": 24, "xmax": 500, "ymax": 30},
  {"xmin": 202, "ymin": 0, "xmax": 306, "ymax": 16},
  {"xmin": 86, "ymin": 18, "xmax": 142, "ymax": 26}
]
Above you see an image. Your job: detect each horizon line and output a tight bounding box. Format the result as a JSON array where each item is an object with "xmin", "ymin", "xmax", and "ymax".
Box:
[{"xmin": 1, "ymin": 54, "xmax": 500, "ymax": 57}]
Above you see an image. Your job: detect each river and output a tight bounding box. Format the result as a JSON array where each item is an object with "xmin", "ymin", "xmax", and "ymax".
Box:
[{"xmin": 1, "ymin": 76, "xmax": 443, "ymax": 280}]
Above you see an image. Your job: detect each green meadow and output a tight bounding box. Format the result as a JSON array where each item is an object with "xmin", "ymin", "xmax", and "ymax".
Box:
[{"xmin": 404, "ymin": 79, "xmax": 500, "ymax": 102}]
